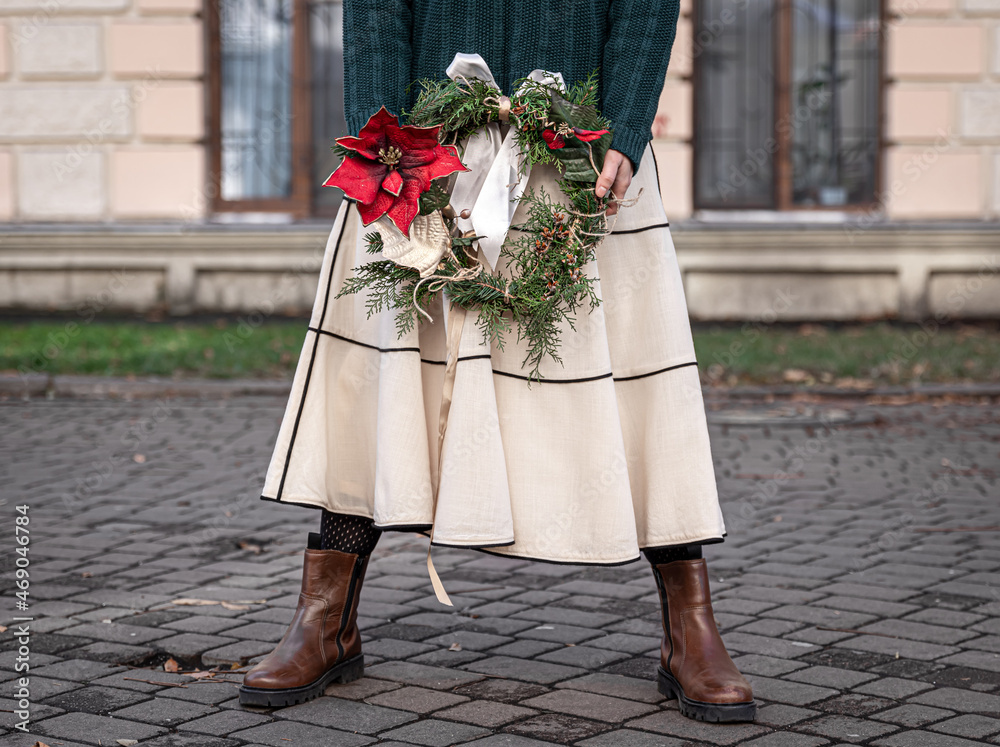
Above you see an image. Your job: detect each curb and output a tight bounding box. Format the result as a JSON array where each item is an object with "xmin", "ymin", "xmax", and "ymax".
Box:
[
  {"xmin": 0, "ymin": 374, "xmax": 292, "ymax": 400},
  {"xmin": 2, "ymin": 374, "xmax": 999, "ymax": 400}
]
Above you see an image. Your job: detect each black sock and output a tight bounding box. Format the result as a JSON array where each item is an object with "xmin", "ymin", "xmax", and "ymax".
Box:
[
  {"xmin": 319, "ymin": 510, "xmax": 382, "ymax": 555},
  {"xmin": 642, "ymin": 543, "xmax": 703, "ymax": 566}
]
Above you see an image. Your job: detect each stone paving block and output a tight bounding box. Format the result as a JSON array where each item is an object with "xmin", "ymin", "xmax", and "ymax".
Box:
[
  {"xmin": 2, "ymin": 675, "xmax": 74, "ymax": 701},
  {"xmin": 576, "ymin": 729, "xmax": 687, "ymax": 746},
  {"xmin": 536, "ymin": 644, "xmax": 629, "ymax": 669},
  {"xmin": 871, "ymin": 703, "xmax": 955, "ymax": 727},
  {"xmin": 368, "ymin": 660, "xmax": 486, "ymax": 689},
  {"xmin": 276, "ymin": 693, "xmax": 417, "ymax": 733},
  {"xmin": 872, "ymin": 730, "xmax": 990, "ymax": 746},
  {"xmin": 512, "ymin": 607, "xmax": 622, "ymax": 629},
  {"xmin": 852, "ymin": 676, "xmax": 935, "ymax": 700},
  {"xmin": 936, "ymin": 650, "xmax": 1000, "ymax": 674},
  {"xmin": 33, "ymin": 658, "xmax": 126, "ymax": 681},
  {"xmin": 110, "ymin": 695, "xmax": 216, "ymax": 726},
  {"xmin": 858, "ymin": 619, "xmax": 980, "ymax": 645},
  {"xmin": 424, "ymin": 630, "xmax": 513, "ymax": 651},
  {"xmin": 737, "ymin": 734, "xmax": 830, "ymax": 747},
  {"xmin": 514, "ymin": 623, "xmax": 605, "ymax": 645},
  {"xmin": 816, "ymin": 693, "xmax": 895, "ymax": 717},
  {"xmin": 521, "ymin": 689, "xmax": 657, "ymax": 723},
  {"xmin": 40, "ymin": 684, "xmax": 149, "ymax": 714},
  {"xmin": 323, "ymin": 675, "xmax": 401, "ymax": 700},
  {"xmin": 832, "ymin": 635, "xmax": 959, "ymax": 661},
  {"xmin": 801, "ymin": 713, "xmax": 899, "ymax": 743},
  {"xmin": 505, "ymin": 712, "xmax": 612, "ymax": 743},
  {"xmin": 175, "ymin": 708, "xmax": 272, "ymax": 734},
  {"xmin": 786, "ymin": 666, "xmax": 878, "ymax": 690},
  {"xmin": 378, "ymin": 718, "xmax": 490, "ymax": 746},
  {"xmin": 581, "ymin": 632, "xmax": 659, "ymax": 655},
  {"xmin": 735, "ymin": 618, "xmax": 805, "ymax": 638},
  {"xmin": 723, "ymin": 632, "xmax": 819, "ymax": 659},
  {"xmin": 158, "ymin": 679, "xmax": 243, "ymax": 705},
  {"xmin": 488, "ymin": 639, "xmax": 564, "ymax": 658},
  {"xmin": 366, "ymin": 685, "xmax": 469, "ymax": 714},
  {"xmin": 139, "ymin": 734, "xmax": 242, "ymax": 747},
  {"xmin": 929, "ymin": 713, "xmax": 1000, "ymax": 738},
  {"xmin": 64, "ymin": 641, "xmax": 156, "ymax": 664},
  {"xmin": 435, "ymin": 699, "xmax": 538, "ymax": 728},
  {"xmin": 460, "ymin": 656, "xmax": 584, "ymax": 685},
  {"xmin": 911, "ymin": 686, "xmax": 1000, "ymax": 713},
  {"xmin": 450, "ymin": 737, "xmax": 559, "ymax": 747},
  {"xmin": 32, "ymin": 711, "xmax": 168, "ymax": 744},
  {"xmin": 410, "ymin": 648, "xmax": 486, "ymax": 667},
  {"xmin": 554, "ymin": 672, "xmax": 663, "ymax": 704},
  {"xmin": 813, "ymin": 596, "xmax": 919, "ymax": 618},
  {"xmin": 906, "ymin": 608, "xmax": 986, "ymax": 629},
  {"xmin": 755, "ymin": 703, "xmax": 823, "ymax": 726},
  {"xmin": 733, "ymin": 654, "xmax": 810, "ymax": 677},
  {"xmin": 814, "ymin": 583, "xmax": 920, "ymax": 602},
  {"xmin": 231, "ymin": 720, "xmax": 376, "ymax": 745},
  {"xmin": 745, "ymin": 674, "xmax": 839, "ymax": 706},
  {"xmin": 153, "ymin": 633, "xmax": 241, "ymax": 659},
  {"xmin": 452, "ymin": 678, "xmax": 550, "ymax": 704},
  {"xmin": 0, "ymin": 733, "xmax": 93, "ymax": 747},
  {"xmin": 545, "ymin": 580, "xmax": 648, "ymax": 600},
  {"xmin": 365, "ymin": 638, "xmax": 437, "ymax": 659},
  {"xmin": 625, "ymin": 708, "xmax": 768, "ymax": 744},
  {"xmin": 201, "ymin": 640, "xmax": 275, "ymax": 666}
]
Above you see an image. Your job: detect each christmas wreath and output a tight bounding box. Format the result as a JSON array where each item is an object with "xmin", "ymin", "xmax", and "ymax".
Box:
[{"xmin": 325, "ymin": 67, "xmax": 638, "ymax": 382}]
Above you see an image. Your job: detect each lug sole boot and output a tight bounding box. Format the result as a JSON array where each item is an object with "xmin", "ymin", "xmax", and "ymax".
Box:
[
  {"xmin": 239, "ymin": 534, "xmax": 371, "ymax": 708},
  {"xmin": 652, "ymin": 558, "xmax": 757, "ymax": 723}
]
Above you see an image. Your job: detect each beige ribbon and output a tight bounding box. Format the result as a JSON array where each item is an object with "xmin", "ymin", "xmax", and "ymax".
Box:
[{"xmin": 425, "ymin": 296, "xmax": 469, "ymax": 607}]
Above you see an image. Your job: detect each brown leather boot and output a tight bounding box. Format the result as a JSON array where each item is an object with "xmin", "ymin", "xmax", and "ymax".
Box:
[
  {"xmin": 651, "ymin": 557, "xmax": 757, "ymax": 722},
  {"xmin": 239, "ymin": 533, "xmax": 370, "ymax": 707}
]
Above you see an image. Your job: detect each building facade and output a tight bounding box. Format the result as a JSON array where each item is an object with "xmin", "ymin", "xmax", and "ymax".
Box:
[{"xmin": 0, "ymin": 0, "xmax": 998, "ymax": 319}]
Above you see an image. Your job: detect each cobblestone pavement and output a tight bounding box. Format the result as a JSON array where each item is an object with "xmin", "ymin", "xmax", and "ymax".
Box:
[{"xmin": 1, "ymin": 393, "xmax": 999, "ymax": 747}]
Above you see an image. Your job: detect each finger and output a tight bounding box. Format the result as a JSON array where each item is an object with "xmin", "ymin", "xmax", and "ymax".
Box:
[
  {"xmin": 595, "ymin": 151, "xmax": 622, "ymax": 198},
  {"xmin": 611, "ymin": 170, "xmax": 631, "ymax": 209}
]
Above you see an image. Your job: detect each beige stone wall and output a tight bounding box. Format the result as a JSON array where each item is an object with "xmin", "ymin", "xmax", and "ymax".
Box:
[
  {"xmin": 883, "ymin": 0, "xmax": 1000, "ymax": 219},
  {"xmin": 652, "ymin": 0, "xmax": 695, "ymax": 219},
  {"xmin": 0, "ymin": 0, "xmax": 205, "ymax": 221}
]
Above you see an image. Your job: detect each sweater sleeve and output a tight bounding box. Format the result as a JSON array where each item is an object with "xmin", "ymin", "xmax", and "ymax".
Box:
[
  {"xmin": 600, "ymin": 0, "xmax": 681, "ymax": 172},
  {"xmin": 342, "ymin": 0, "xmax": 413, "ymax": 136}
]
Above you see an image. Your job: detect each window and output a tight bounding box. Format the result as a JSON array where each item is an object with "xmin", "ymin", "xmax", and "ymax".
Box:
[
  {"xmin": 693, "ymin": 0, "xmax": 882, "ymax": 210},
  {"xmin": 207, "ymin": 0, "xmax": 347, "ymax": 218}
]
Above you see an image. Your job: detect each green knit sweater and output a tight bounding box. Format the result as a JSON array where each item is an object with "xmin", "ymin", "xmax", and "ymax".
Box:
[{"xmin": 343, "ymin": 0, "xmax": 681, "ymax": 172}]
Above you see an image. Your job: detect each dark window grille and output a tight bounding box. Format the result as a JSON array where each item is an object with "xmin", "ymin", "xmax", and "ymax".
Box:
[{"xmin": 693, "ymin": 0, "xmax": 881, "ymax": 210}]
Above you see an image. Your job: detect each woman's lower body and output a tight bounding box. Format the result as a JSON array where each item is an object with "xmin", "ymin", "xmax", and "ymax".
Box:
[{"xmin": 240, "ymin": 142, "xmax": 755, "ymax": 721}]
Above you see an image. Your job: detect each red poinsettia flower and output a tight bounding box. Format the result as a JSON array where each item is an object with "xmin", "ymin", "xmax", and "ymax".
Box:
[
  {"xmin": 541, "ymin": 126, "xmax": 610, "ymax": 150},
  {"xmin": 323, "ymin": 106, "xmax": 468, "ymax": 236}
]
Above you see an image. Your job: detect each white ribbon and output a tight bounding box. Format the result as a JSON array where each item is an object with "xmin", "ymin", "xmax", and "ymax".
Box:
[{"xmin": 445, "ymin": 52, "xmax": 566, "ymax": 272}]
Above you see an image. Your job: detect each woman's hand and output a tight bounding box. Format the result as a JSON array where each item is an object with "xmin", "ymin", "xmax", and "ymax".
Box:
[{"xmin": 595, "ymin": 149, "xmax": 633, "ymax": 216}]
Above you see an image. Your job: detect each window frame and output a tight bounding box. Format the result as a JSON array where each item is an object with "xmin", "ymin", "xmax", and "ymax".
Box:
[
  {"xmin": 690, "ymin": 0, "xmax": 887, "ymax": 212},
  {"xmin": 205, "ymin": 0, "xmax": 314, "ymax": 218}
]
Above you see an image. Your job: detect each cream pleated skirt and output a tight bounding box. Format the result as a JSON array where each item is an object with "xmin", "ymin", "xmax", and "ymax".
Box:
[{"xmin": 261, "ymin": 141, "xmax": 726, "ymax": 565}]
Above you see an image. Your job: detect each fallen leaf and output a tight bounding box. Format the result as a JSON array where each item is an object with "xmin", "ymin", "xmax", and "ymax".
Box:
[
  {"xmin": 220, "ymin": 602, "xmax": 250, "ymax": 611},
  {"xmin": 163, "ymin": 658, "xmax": 180, "ymax": 673},
  {"xmin": 238, "ymin": 540, "xmax": 263, "ymax": 555},
  {"xmin": 448, "ymin": 642, "xmax": 462, "ymax": 651},
  {"xmin": 0, "ymin": 625, "xmax": 6, "ymax": 633},
  {"xmin": 81, "ymin": 571, "xmax": 93, "ymax": 578},
  {"xmin": 187, "ymin": 670, "xmax": 216, "ymax": 680},
  {"xmin": 782, "ymin": 368, "xmax": 812, "ymax": 383},
  {"xmin": 31, "ymin": 742, "xmax": 51, "ymax": 747},
  {"xmin": 133, "ymin": 454, "xmax": 146, "ymax": 463},
  {"xmin": 171, "ymin": 599, "xmax": 220, "ymax": 607}
]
